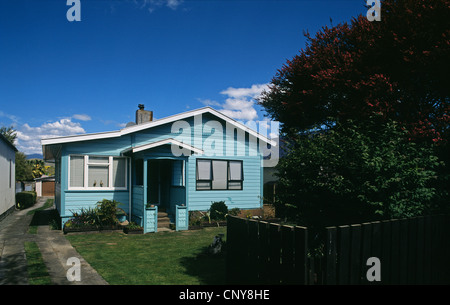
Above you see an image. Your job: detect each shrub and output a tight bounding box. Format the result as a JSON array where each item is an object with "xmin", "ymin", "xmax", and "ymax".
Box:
[
  {"xmin": 189, "ymin": 211, "xmax": 203, "ymax": 226},
  {"xmin": 96, "ymin": 199, "xmax": 123, "ymax": 226},
  {"xmin": 65, "ymin": 208, "xmax": 100, "ymax": 229},
  {"xmin": 228, "ymin": 208, "xmax": 241, "ymax": 216},
  {"xmin": 209, "ymin": 201, "xmax": 228, "ymax": 221},
  {"xmin": 275, "ymin": 117, "xmax": 442, "ymax": 228},
  {"xmin": 64, "ymin": 199, "xmax": 126, "ymax": 230},
  {"xmin": 16, "ymin": 191, "xmax": 37, "ymax": 210}
]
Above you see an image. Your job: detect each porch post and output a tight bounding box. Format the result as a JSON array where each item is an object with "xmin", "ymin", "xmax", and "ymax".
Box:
[
  {"xmin": 143, "ymin": 158, "xmax": 148, "ymax": 229},
  {"xmin": 128, "ymin": 158, "xmax": 132, "ymax": 221}
]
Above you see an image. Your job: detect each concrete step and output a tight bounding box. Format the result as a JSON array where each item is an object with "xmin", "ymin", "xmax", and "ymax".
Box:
[
  {"xmin": 157, "ymin": 227, "xmax": 173, "ymax": 233},
  {"xmin": 158, "ymin": 218, "xmax": 171, "ymax": 224},
  {"xmin": 157, "ymin": 214, "xmax": 172, "ymax": 229},
  {"xmin": 158, "ymin": 222, "xmax": 171, "ymax": 229}
]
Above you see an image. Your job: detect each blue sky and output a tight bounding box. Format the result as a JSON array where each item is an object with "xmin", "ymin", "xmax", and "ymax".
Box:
[{"xmin": 0, "ymin": 0, "xmax": 366, "ymax": 155}]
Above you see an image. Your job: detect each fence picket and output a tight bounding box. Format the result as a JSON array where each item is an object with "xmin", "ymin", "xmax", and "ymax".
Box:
[
  {"xmin": 431, "ymin": 215, "xmax": 442, "ymax": 284},
  {"xmin": 390, "ymin": 219, "xmax": 400, "ymax": 284},
  {"xmin": 268, "ymin": 223, "xmax": 281, "ymax": 284},
  {"xmin": 337, "ymin": 225, "xmax": 350, "ymax": 285},
  {"xmin": 437, "ymin": 215, "xmax": 446, "ymax": 283},
  {"xmin": 380, "ymin": 220, "xmax": 392, "ymax": 284},
  {"xmin": 399, "ymin": 219, "xmax": 409, "ymax": 284},
  {"xmin": 349, "ymin": 224, "xmax": 362, "ymax": 284},
  {"xmin": 257, "ymin": 221, "xmax": 269, "ymax": 284},
  {"xmin": 361, "ymin": 223, "xmax": 372, "ymax": 285},
  {"xmin": 371, "ymin": 221, "xmax": 382, "ymax": 285},
  {"xmin": 407, "ymin": 217, "xmax": 418, "ymax": 284},
  {"xmin": 416, "ymin": 216, "xmax": 425, "ymax": 284},
  {"xmin": 294, "ymin": 226, "xmax": 308, "ymax": 285},
  {"xmin": 225, "ymin": 215, "xmax": 239, "ymax": 284},
  {"xmin": 247, "ymin": 219, "xmax": 259, "ymax": 284},
  {"xmin": 325, "ymin": 227, "xmax": 337, "ymax": 284},
  {"xmin": 445, "ymin": 215, "xmax": 450, "ymax": 284},
  {"xmin": 423, "ymin": 216, "xmax": 432, "ymax": 283},
  {"xmin": 281, "ymin": 226, "xmax": 295, "ymax": 284}
]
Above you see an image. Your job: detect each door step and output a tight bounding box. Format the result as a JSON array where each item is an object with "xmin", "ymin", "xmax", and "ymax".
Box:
[{"xmin": 157, "ymin": 213, "xmax": 173, "ymax": 230}]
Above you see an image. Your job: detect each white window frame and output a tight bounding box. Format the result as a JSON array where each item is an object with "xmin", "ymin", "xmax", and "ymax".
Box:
[
  {"xmin": 68, "ymin": 155, "xmax": 128, "ymax": 191},
  {"xmin": 196, "ymin": 159, "xmax": 244, "ymax": 191}
]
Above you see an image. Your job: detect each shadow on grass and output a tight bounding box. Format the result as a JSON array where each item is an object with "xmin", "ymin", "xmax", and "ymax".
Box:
[
  {"xmin": 29, "ymin": 209, "xmax": 61, "ymax": 230},
  {"xmin": 179, "ymin": 246, "xmax": 227, "ymax": 285}
]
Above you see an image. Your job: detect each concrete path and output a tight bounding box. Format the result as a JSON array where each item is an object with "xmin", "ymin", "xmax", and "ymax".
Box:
[{"xmin": 0, "ymin": 197, "xmax": 108, "ymax": 285}]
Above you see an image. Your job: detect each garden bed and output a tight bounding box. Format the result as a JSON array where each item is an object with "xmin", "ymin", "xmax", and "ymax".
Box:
[
  {"xmin": 189, "ymin": 221, "xmax": 227, "ymax": 230},
  {"xmin": 123, "ymin": 227, "xmax": 144, "ymax": 234},
  {"xmin": 63, "ymin": 224, "xmax": 125, "ymax": 234},
  {"xmin": 187, "ymin": 218, "xmax": 282, "ymax": 230}
]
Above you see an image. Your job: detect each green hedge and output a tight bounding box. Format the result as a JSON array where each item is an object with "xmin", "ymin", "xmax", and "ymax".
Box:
[{"xmin": 16, "ymin": 191, "xmax": 37, "ymax": 210}]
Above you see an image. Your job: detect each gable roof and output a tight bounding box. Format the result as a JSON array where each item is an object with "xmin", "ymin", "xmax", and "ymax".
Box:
[
  {"xmin": 0, "ymin": 133, "xmax": 18, "ymax": 152},
  {"xmin": 41, "ymin": 106, "xmax": 276, "ymax": 150}
]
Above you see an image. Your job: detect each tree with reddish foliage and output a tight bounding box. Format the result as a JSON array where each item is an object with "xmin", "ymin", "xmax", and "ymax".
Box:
[
  {"xmin": 260, "ymin": 0, "xmax": 450, "ymax": 226},
  {"xmin": 259, "ymin": 0, "xmax": 450, "ymax": 143}
]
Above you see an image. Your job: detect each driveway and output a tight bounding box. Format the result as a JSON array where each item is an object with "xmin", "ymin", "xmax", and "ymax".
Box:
[{"xmin": 0, "ymin": 197, "xmax": 108, "ymax": 285}]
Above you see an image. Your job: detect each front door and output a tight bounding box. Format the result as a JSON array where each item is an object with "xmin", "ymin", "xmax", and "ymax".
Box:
[
  {"xmin": 147, "ymin": 159, "xmax": 170, "ymax": 212},
  {"xmin": 147, "ymin": 158, "xmax": 186, "ymax": 214}
]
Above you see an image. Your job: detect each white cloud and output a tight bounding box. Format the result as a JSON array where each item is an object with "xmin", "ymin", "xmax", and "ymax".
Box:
[
  {"xmin": 166, "ymin": 0, "xmax": 183, "ymax": 10},
  {"xmin": 15, "ymin": 118, "xmax": 86, "ymax": 155},
  {"xmin": 0, "ymin": 110, "xmax": 19, "ymax": 123},
  {"xmin": 220, "ymin": 84, "xmax": 269, "ymax": 100},
  {"xmin": 72, "ymin": 114, "xmax": 92, "ymax": 121},
  {"xmin": 200, "ymin": 83, "xmax": 269, "ymax": 121},
  {"xmin": 134, "ymin": 0, "xmax": 183, "ymax": 12}
]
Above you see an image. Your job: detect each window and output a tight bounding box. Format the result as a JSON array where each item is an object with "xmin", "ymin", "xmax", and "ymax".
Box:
[
  {"xmin": 196, "ymin": 159, "xmax": 243, "ymax": 190},
  {"xmin": 212, "ymin": 160, "xmax": 227, "ymax": 190},
  {"xmin": 171, "ymin": 160, "xmax": 184, "ymax": 187},
  {"xmin": 88, "ymin": 157, "xmax": 109, "ymax": 187},
  {"xmin": 228, "ymin": 161, "xmax": 243, "ymax": 190},
  {"xmin": 69, "ymin": 155, "xmax": 127, "ymax": 190},
  {"xmin": 69, "ymin": 156, "xmax": 84, "ymax": 187},
  {"xmin": 196, "ymin": 159, "xmax": 211, "ymax": 190}
]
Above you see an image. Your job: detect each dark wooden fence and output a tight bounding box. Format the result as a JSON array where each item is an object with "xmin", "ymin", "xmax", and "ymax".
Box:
[
  {"xmin": 325, "ymin": 215, "xmax": 450, "ymax": 285},
  {"xmin": 226, "ymin": 214, "xmax": 450, "ymax": 285},
  {"xmin": 226, "ymin": 215, "xmax": 308, "ymax": 285}
]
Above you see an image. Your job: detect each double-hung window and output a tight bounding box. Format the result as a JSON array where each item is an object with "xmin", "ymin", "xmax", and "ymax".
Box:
[
  {"xmin": 196, "ymin": 159, "xmax": 243, "ymax": 190},
  {"xmin": 69, "ymin": 155, "xmax": 127, "ymax": 190}
]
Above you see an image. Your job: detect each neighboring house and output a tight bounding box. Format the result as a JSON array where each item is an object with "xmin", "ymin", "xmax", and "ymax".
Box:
[
  {"xmin": 35, "ymin": 175, "xmax": 55, "ymax": 197},
  {"xmin": 0, "ymin": 133, "xmax": 17, "ymax": 220},
  {"xmin": 41, "ymin": 106, "xmax": 276, "ymax": 232}
]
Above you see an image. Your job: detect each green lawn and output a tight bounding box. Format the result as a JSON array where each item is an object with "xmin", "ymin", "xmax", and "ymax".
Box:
[
  {"xmin": 24, "ymin": 242, "xmax": 52, "ymax": 285},
  {"xmin": 65, "ymin": 227, "xmax": 227, "ymax": 285}
]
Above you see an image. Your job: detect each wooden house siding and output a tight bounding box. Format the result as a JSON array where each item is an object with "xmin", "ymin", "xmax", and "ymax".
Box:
[
  {"xmin": 59, "ymin": 142, "xmax": 132, "ymax": 222},
  {"xmin": 47, "ymin": 108, "xmax": 271, "ymax": 228},
  {"xmin": 132, "ymin": 185, "xmax": 145, "ymax": 225}
]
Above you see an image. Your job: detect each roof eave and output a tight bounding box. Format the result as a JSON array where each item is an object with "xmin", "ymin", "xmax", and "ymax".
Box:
[{"xmin": 39, "ymin": 107, "xmax": 277, "ymax": 147}]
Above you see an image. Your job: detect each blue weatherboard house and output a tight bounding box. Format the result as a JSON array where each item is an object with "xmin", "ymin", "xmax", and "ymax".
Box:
[{"xmin": 41, "ymin": 105, "xmax": 276, "ymax": 232}]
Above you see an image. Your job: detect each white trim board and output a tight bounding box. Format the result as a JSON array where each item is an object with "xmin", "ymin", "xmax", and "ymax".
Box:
[
  {"xmin": 131, "ymin": 138, "xmax": 204, "ymax": 155},
  {"xmin": 41, "ymin": 107, "xmax": 277, "ymax": 147}
]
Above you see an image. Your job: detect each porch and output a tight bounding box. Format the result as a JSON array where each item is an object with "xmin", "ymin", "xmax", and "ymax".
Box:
[{"xmin": 128, "ymin": 157, "xmax": 189, "ymax": 233}]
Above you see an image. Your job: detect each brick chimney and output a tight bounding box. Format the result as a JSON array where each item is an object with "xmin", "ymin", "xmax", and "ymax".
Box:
[{"xmin": 136, "ymin": 104, "xmax": 153, "ymax": 124}]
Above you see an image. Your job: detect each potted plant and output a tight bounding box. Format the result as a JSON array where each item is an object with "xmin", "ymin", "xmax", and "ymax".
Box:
[{"xmin": 116, "ymin": 208, "xmax": 127, "ymax": 223}]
